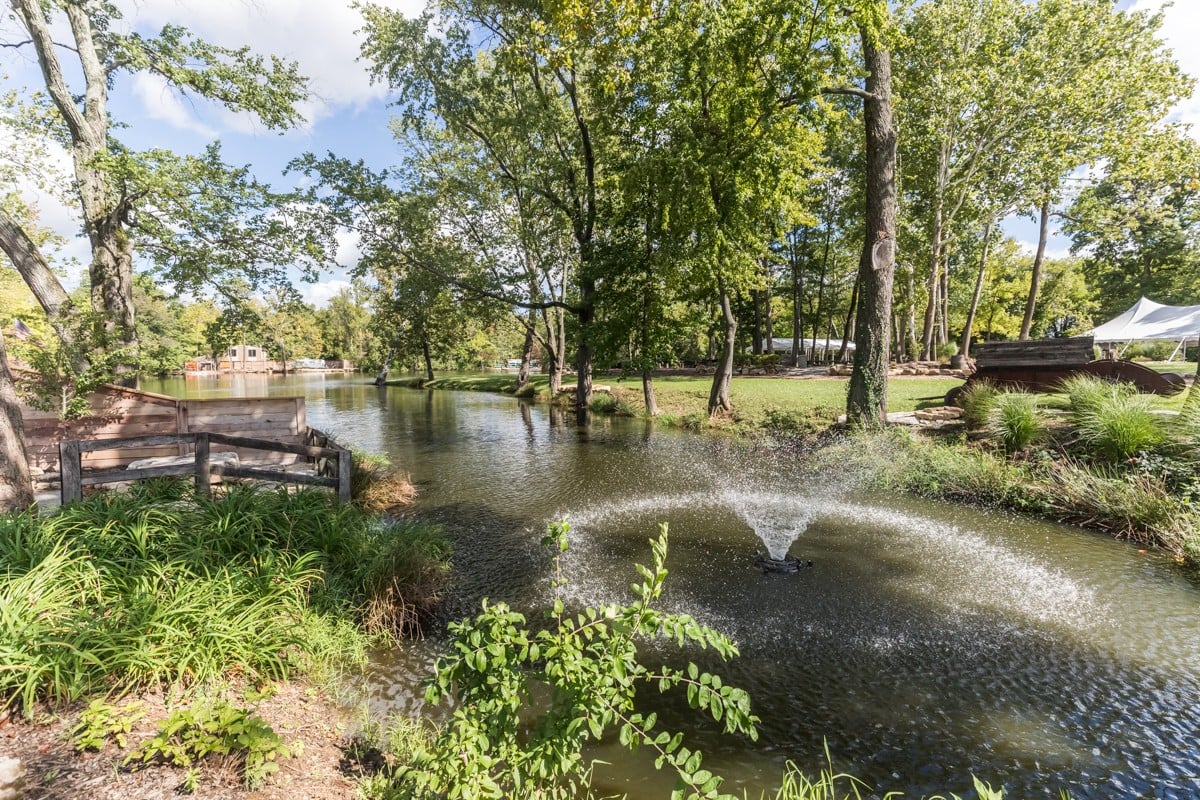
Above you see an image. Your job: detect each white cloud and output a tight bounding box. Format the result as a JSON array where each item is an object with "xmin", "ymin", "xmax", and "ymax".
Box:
[
  {"xmin": 121, "ymin": 0, "xmax": 425, "ymax": 130},
  {"xmin": 301, "ymin": 278, "xmax": 353, "ymax": 307},
  {"xmin": 334, "ymin": 229, "xmax": 363, "ymax": 270},
  {"xmin": 1016, "ymin": 240, "xmax": 1074, "ymax": 261},
  {"xmin": 131, "ymin": 72, "xmax": 218, "ymax": 138}
]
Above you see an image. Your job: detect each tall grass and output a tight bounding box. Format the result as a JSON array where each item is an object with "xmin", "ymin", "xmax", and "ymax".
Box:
[
  {"xmin": 959, "ymin": 380, "xmax": 1000, "ymax": 429},
  {"xmin": 0, "ymin": 482, "xmax": 451, "ymax": 716},
  {"xmin": 1074, "ymin": 391, "xmax": 1167, "ymax": 461},
  {"xmin": 986, "ymin": 391, "xmax": 1044, "ymax": 452}
]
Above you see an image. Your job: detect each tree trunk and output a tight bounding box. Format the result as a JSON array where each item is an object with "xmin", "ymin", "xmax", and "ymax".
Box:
[
  {"xmin": 846, "ymin": 25, "xmax": 898, "ymax": 427},
  {"xmin": 938, "ymin": 251, "xmax": 950, "ymax": 348},
  {"xmin": 920, "ymin": 208, "xmax": 943, "ymax": 360},
  {"xmin": 764, "ymin": 279, "xmax": 774, "ymax": 354},
  {"xmin": 517, "ymin": 315, "xmax": 536, "ymax": 390},
  {"xmin": 421, "ymin": 336, "xmax": 434, "ymax": 382},
  {"xmin": 1019, "ymin": 193, "xmax": 1052, "ymax": 340},
  {"xmin": 838, "ymin": 272, "xmax": 860, "ymax": 363},
  {"xmin": 575, "ymin": 277, "xmax": 595, "ymax": 424},
  {"xmin": 708, "ymin": 279, "xmax": 737, "ymax": 416},
  {"xmin": 0, "ymin": 207, "xmax": 77, "ymax": 348},
  {"xmin": 752, "ymin": 289, "xmax": 764, "ymax": 355},
  {"xmin": 0, "ymin": 329, "xmax": 35, "ymax": 511},
  {"xmin": 374, "ymin": 347, "xmax": 394, "ymax": 386},
  {"xmin": 790, "ymin": 228, "xmax": 806, "ymax": 364},
  {"xmin": 960, "ymin": 219, "xmax": 994, "ymax": 358},
  {"xmin": 642, "ymin": 368, "xmax": 659, "ymax": 416}
]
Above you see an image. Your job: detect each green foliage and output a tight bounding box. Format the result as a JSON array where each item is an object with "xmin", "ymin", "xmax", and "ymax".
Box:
[
  {"xmin": 1058, "ymin": 374, "xmax": 1135, "ymax": 421},
  {"xmin": 986, "ymin": 391, "xmax": 1044, "ymax": 452},
  {"xmin": 72, "ymin": 699, "xmax": 147, "ymax": 751},
  {"xmin": 374, "ymin": 520, "xmax": 758, "ymax": 800},
  {"xmin": 126, "ymin": 694, "xmax": 293, "ymax": 790},
  {"xmin": 959, "ymin": 381, "xmax": 1000, "ymax": 429},
  {"xmin": 1074, "ymin": 391, "xmax": 1167, "ymax": 462},
  {"xmin": 0, "ymin": 483, "xmax": 450, "ymax": 715}
]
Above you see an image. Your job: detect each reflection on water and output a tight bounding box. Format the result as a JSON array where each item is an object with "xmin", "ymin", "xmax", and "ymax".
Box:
[{"xmin": 143, "ymin": 374, "xmax": 1200, "ymax": 799}]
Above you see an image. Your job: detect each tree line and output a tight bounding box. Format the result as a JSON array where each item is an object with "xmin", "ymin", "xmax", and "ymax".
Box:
[{"xmin": 2, "ymin": 0, "xmax": 1198, "ymax": 508}]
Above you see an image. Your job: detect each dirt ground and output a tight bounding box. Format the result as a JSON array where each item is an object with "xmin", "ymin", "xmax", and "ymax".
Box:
[{"xmin": 0, "ymin": 683, "xmax": 379, "ymax": 800}]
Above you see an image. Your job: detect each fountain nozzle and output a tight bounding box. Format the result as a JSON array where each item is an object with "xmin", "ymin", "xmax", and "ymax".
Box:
[{"xmin": 753, "ymin": 553, "xmax": 813, "ymax": 574}]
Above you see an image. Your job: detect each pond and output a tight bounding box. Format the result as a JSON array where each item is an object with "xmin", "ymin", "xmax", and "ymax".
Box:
[{"xmin": 143, "ymin": 373, "xmax": 1200, "ymax": 799}]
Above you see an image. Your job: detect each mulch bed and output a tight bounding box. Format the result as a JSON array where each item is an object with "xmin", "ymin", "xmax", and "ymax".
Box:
[{"xmin": 0, "ymin": 684, "xmax": 376, "ymax": 799}]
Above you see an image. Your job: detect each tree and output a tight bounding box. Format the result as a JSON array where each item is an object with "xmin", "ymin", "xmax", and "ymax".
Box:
[
  {"xmin": 1064, "ymin": 127, "xmax": 1200, "ymax": 318},
  {"xmin": 0, "ymin": 327, "xmax": 33, "ymax": 510},
  {"xmin": 0, "ymin": 2, "xmax": 313, "ymax": 505},
  {"xmin": 826, "ymin": 3, "xmax": 899, "ymax": 426}
]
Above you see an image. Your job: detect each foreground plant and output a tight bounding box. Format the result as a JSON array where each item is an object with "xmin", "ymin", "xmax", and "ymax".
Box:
[
  {"xmin": 0, "ymin": 482, "xmax": 450, "ymax": 714},
  {"xmin": 374, "ymin": 521, "xmax": 758, "ymax": 800}
]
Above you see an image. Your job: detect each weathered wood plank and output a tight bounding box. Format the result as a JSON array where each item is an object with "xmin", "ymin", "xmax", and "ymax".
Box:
[
  {"xmin": 81, "ymin": 464, "xmax": 196, "ymax": 484},
  {"xmin": 60, "ymin": 440, "xmax": 81, "ymax": 504},
  {"xmin": 207, "ymin": 432, "xmax": 342, "ymax": 459},
  {"xmin": 78, "ymin": 434, "xmax": 198, "ymax": 452},
  {"xmin": 213, "ymin": 464, "xmax": 335, "ymax": 488}
]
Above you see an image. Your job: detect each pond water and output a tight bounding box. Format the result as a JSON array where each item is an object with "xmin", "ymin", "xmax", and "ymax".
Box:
[{"xmin": 143, "ymin": 373, "xmax": 1200, "ymax": 799}]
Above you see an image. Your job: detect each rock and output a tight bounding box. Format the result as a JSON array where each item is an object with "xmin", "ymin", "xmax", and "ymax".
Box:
[{"xmin": 0, "ymin": 757, "xmax": 25, "ymax": 800}]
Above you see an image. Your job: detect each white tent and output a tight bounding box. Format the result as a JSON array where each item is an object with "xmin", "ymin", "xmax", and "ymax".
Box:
[
  {"xmin": 760, "ymin": 337, "xmax": 855, "ymax": 354},
  {"xmin": 1088, "ymin": 297, "xmax": 1200, "ymax": 343}
]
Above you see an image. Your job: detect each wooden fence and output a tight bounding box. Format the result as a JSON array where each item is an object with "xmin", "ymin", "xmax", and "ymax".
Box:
[
  {"xmin": 21, "ymin": 387, "xmax": 307, "ymax": 478},
  {"xmin": 59, "ymin": 430, "xmax": 351, "ymax": 505}
]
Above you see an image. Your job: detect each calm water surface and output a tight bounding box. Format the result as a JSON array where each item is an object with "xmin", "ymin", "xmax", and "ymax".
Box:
[{"xmin": 144, "ymin": 374, "xmax": 1200, "ymax": 799}]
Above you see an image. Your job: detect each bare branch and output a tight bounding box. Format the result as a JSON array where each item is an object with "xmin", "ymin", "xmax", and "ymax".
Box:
[{"xmin": 820, "ymin": 86, "xmax": 878, "ymax": 102}]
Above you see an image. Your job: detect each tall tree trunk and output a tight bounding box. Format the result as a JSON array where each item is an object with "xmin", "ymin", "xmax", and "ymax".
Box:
[
  {"xmin": 920, "ymin": 146, "xmax": 948, "ymax": 360},
  {"xmin": 1019, "ymin": 193, "xmax": 1052, "ymax": 340},
  {"xmin": 790, "ymin": 229, "xmax": 806, "ymax": 364},
  {"xmin": 838, "ymin": 273, "xmax": 860, "ymax": 363},
  {"xmin": 938, "ymin": 251, "xmax": 950, "ymax": 348},
  {"xmin": 905, "ymin": 266, "xmax": 918, "ymax": 359},
  {"xmin": 516, "ymin": 315, "xmax": 536, "ymax": 390},
  {"xmin": 0, "ymin": 207, "xmax": 77, "ymax": 350},
  {"xmin": 846, "ymin": 25, "xmax": 898, "ymax": 427},
  {"xmin": 752, "ymin": 289, "xmax": 764, "ymax": 355},
  {"xmin": 374, "ymin": 346, "xmax": 395, "ymax": 385},
  {"xmin": 960, "ymin": 219, "xmax": 994, "ymax": 358},
  {"xmin": 764, "ymin": 278, "xmax": 774, "ymax": 354},
  {"xmin": 0, "ymin": 329, "xmax": 35, "ymax": 511},
  {"xmin": 708, "ymin": 278, "xmax": 737, "ymax": 416},
  {"xmin": 421, "ymin": 337, "xmax": 434, "ymax": 382},
  {"xmin": 575, "ymin": 277, "xmax": 595, "ymax": 424},
  {"xmin": 542, "ymin": 307, "xmax": 564, "ymax": 395},
  {"xmin": 642, "ymin": 368, "xmax": 659, "ymax": 416}
]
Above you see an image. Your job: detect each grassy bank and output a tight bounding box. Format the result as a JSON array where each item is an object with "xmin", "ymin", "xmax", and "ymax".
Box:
[
  {"xmin": 388, "ymin": 371, "xmax": 962, "ymax": 435},
  {"xmin": 0, "ymin": 481, "xmax": 450, "ymax": 715}
]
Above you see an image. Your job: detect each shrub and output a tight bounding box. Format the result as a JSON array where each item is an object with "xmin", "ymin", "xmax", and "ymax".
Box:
[
  {"xmin": 1058, "ymin": 374, "xmax": 1135, "ymax": 422},
  {"xmin": 0, "ymin": 484, "xmax": 451, "ymax": 715},
  {"xmin": 959, "ymin": 380, "xmax": 1000, "ymax": 429},
  {"xmin": 126, "ymin": 694, "xmax": 293, "ymax": 790},
  {"xmin": 1074, "ymin": 391, "xmax": 1167, "ymax": 461},
  {"xmin": 986, "ymin": 391, "xmax": 1044, "ymax": 452},
  {"xmin": 370, "ymin": 521, "xmax": 758, "ymax": 800}
]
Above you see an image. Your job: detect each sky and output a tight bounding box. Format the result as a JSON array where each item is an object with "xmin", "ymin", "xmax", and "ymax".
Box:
[{"xmin": 1, "ymin": 0, "xmax": 1198, "ymax": 305}]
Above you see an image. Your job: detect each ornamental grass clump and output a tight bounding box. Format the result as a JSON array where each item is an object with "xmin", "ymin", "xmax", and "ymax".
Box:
[
  {"xmin": 1059, "ymin": 373, "xmax": 1135, "ymax": 421},
  {"xmin": 1074, "ymin": 391, "xmax": 1167, "ymax": 462},
  {"xmin": 0, "ymin": 482, "xmax": 450, "ymax": 716},
  {"xmin": 986, "ymin": 391, "xmax": 1044, "ymax": 452},
  {"xmin": 959, "ymin": 380, "xmax": 1000, "ymax": 429}
]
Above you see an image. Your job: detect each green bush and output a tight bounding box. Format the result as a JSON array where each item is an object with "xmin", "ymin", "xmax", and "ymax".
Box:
[
  {"xmin": 986, "ymin": 391, "xmax": 1044, "ymax": 452},
  {"xmin": 0, "ymin": 483, "xmax": 451, "ymax": 715},
  {"xmin": 1058, "ymin": 374, "xmax": 1135, "ymax": 422},
  {"xmin": 368, "ymin": 521, "xmax": 758, "ymax": 800},
  {"xmin": 126, "ymin": 694, "xmax": 292, "ymax": 790},
  {"xmin": 1075, "ymin": 391, "xmax": 1167, "ymax": 461},
  {"xmin": 959, "ymin": 380, "xmax": 1000, "ymax": 429}
]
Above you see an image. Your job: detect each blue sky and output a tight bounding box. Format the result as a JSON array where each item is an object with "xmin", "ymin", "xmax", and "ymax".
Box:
[{"xmin": 1, "ymin": 0, "xmax": 1196, "ymax": 305}]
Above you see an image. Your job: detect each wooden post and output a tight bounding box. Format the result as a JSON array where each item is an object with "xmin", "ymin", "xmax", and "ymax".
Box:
[
  {"xmin": 337, "ymin": 447, "xmax": 351, "ymax": 503},
  {"xmin": 59, "ymin": 439, "xmax": 82, "ymax": 505},
  {"xmin": 194, "ymin": 432, "xmax": 211, "ymax": 499}
]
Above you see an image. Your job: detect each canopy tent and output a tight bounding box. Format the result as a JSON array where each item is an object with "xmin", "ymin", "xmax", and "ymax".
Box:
[
  {"xmin": 1088, "ymin": 297, "xmax": 1200, "ymax": 343},
  {"xmin": 760, "ymin": 337, "xmax": 855, "ymax": 354}
]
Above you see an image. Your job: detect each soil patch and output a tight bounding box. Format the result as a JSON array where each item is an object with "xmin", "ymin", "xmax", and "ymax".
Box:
[{"xmin": 0, "ymin": 683, "xmax": 370, "ymax": 800}]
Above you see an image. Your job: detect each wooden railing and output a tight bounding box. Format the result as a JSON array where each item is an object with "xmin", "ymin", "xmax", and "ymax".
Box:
[{"xmin": 59, "ymin": 430, "xmax": 351, "ymax": 505}]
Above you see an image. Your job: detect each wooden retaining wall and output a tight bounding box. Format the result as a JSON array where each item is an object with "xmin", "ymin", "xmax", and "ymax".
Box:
[{"xmin": 20, "ymin": 385, "xmax": 307, "ymax": 478}]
